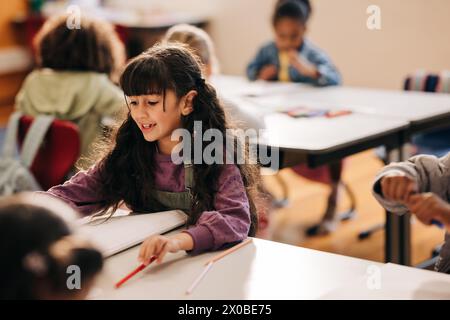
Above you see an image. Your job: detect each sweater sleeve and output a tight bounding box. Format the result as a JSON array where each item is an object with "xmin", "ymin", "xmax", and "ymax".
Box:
[
  {"xmin": 246, "ymin": 43, "xmax": 276, "ymax": 81},
  {"xmin": 296, "ymin": 43, "xmax": 341, "ymax": 86},
  {"xmin": 372, "ymin": 153, "xmax": 450, "ymax": 215},
  {"xmin": 43, "ymin": 164, "xmax": 107, "ymax": 216},
  {"xmin": 183, "ymin": 164, "xmax": 251, "ymax": 254}
]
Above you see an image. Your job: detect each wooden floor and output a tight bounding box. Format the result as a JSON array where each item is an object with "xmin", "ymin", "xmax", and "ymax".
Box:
[{"xmin": 0, "ymin": 105, "xmax": 445, "ymax": 266}]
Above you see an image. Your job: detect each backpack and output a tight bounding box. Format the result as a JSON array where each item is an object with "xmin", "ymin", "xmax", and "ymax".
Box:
[{"xmin": 0, "ymin": 112, "xmax": 54, "ymax": 195}]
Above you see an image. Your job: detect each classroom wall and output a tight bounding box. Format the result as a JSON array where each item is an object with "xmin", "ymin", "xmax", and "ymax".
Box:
[
  {"xmin": 3, "ymin": 0, "xmax": 450, "ymax": 95},
  {"xmin": 204, "ymin": 0, "xmax": 450, "ymax": 90},
  {"xmin": 306, "ymin": 0, "xmax": 450, "ymax": 89}
]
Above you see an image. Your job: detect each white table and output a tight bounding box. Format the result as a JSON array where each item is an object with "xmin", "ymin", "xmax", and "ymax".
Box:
[
  {"xmin": 93, "ymin": 237, "xmax": 450, "ymax": 300},
  {"xmin": 261, "ymin": 112, "xmax": 407, "ymax": 154},
  {"xmin": 213, "ymin": 75, "xmax": 409, "ymax": 167},
  {"xmin": 213, "ymin": 75, "xmax": 450, "ymax": 267},
  {"xmin": 244, "ymin": 86, "xmax": 450, "ymax": 121},
  {"xmin": 93, "ymin": 237, "xmax": 383, "ymax": 300},
  {"xmin": 241, "ymin": 83, "xmax": 450, "ymax": 147},
  {"xmin": 215, "ymin": 76, "xmax": 450, "ymax": 132},
  {"xmin": 247, "ymin": 82, "xmax": 450, "ymax": 267},
  {"xmin": 321, "ymin": 263, "xmax": 450, "ymax": 300}
]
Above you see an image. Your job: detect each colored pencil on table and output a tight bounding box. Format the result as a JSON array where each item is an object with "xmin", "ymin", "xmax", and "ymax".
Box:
[
  {"xmin": 204, "ymin": 238, "xmax": 253, "ymax": 266},
  {"xmin": 115, "ymin": 256, "xmax": 157, "ymax": 289},
  {"xmin": 185, "ymin": 261, "xmax": 214, "ymax": 295},
  {"xmin": 185, "ymin": 238, "xmax": 253, "ymax": 295}
]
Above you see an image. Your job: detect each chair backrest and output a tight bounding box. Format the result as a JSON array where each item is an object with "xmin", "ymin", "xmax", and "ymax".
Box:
[
  {"xmin": 404, "ymin": 70, "xmax": 450, "ymax": 93},
  {"xmin": 18, "ymin": 115, "xmax": 80, "ymax": 190},
  {"xmin": 404, "ymin": 71, "xmax": 439, "ymax": 92},
  {"xmin": 403, "ymin": 70, "xmax": 450, "ymax": 157}
]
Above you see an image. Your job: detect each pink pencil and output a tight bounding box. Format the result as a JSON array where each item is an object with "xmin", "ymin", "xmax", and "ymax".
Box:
[{"xmin": 186, "ymin": 238, "xmax": 253, "ymax": 295}]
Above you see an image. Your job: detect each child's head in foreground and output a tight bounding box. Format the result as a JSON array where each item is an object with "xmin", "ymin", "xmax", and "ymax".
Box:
[{"xmin": 0, "ymin": 193, "xmax": 103, "ymax": 300}]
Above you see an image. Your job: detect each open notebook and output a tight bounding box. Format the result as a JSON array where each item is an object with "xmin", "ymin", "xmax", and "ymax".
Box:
[{"xmin": 77, "ymin": 209, "xmax": 188, "ymax": 257}]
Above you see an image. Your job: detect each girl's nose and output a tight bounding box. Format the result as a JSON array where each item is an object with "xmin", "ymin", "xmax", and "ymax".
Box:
[
  {"xmin": 132, "ymin": 105, "xmax": 151, "ymax": 123},
  {"xmin": 135, "ymin": 102, "xmax": 150, "ymax": 117}
]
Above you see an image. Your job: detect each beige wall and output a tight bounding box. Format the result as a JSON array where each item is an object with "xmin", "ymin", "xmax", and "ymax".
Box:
[
  {"xmin": 205, "ymin": 0, "xmax": 450, "ymax": 90},
  {"xmin": 3, "ymin": 0, "xmax": 450, "ymax": 91}
]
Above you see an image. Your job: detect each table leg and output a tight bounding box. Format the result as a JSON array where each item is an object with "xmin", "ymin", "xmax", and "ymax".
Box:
[{"xmin": 384, "ymin": 134, "xmax": 411, "ymax": 265}]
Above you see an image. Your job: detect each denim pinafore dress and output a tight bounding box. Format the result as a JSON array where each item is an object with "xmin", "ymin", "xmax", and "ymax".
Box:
[{"xmin": 151, "ymin": 162, "xmax": 195, "ymax": 214}]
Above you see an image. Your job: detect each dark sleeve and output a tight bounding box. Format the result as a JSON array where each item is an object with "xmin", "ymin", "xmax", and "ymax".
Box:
[
  {"xmin": 293, "ymin": 43, "xmax": 341, "ymax": 86},
  {"xmin": 246, "ymin": 44, "xmax": 275, "ymax": 81}
]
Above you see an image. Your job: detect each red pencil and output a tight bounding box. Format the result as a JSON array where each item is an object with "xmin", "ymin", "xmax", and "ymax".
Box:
[
  {"xmin": 326, "ymin": 110, "xmax": 352, "ymax": 118},
  {"xmin": 114, "ymin": 256, "xmax": 157, "ymax": 289}
]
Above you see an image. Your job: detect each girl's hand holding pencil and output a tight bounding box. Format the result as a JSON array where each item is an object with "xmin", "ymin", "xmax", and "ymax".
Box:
[
  {"xmin": 138, "ymin": 233, "xmax": 194, "ymax": 265},
  {"xmin": 115, "ymin": 238, "xmax": 253, "ymax": 291},
  {"xmin": 115, "ymin": 233, "xmax": 194, "ymax": 289},
  {"xmin": 115, "ymin": 257, "xmax": 156, "ymax": 289}
]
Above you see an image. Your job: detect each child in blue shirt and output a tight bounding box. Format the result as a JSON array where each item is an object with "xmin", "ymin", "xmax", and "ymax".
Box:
[
  {"xmin": 247, "ymin": 0, "xmax": 341, "ymax": 87},
  {"xmin": 247, "ymin": 0, "xmax": 345, "ymax": 236}
]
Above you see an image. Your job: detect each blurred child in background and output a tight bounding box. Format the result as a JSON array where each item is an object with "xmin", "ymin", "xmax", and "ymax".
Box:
[
  {"xmin": 247, "ymin": 0, "xmax": 340, "ymax": 86},
  {"xmin": 15, "ymin": 14, "xmax": 126, "ymax": 159},
  {"xmin": 247, "ymin": 0, "xmax": 348, "ymax": 236}
]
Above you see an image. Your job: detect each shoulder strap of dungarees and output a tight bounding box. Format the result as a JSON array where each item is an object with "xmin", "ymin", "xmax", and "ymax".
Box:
[{"xmin": 183, "ymin": 162, "xmax": 194, "ymax": 191}]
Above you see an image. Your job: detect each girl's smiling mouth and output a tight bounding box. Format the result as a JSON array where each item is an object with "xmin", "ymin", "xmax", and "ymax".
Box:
[{"xmin": 141, "ymin": 123, "xmax": 157, "ymax": 131}]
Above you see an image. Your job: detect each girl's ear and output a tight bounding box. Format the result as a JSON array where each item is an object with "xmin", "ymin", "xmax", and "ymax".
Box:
[{"xmin": 181, "ymin": 90, "xmax": 198, "ymax": 116}]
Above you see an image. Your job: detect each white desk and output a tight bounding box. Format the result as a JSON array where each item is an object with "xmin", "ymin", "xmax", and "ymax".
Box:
[
  {"xmin": 213, "ymin": 75, "xmax": 409, "ymax": 165},
  {"xmin": 215, "ymin": 76, "xmax": 450, "ymax": 131},
  {"xmin": 242, "ymin": 84, "xmax": 450, "ymax": 144},
  {"xmin": 214, "ymin": 75, "xmax": 450, "ymax": 267},
  {"xmin": 261, "ymin": 112, "xmax": 407, "ymax": 154},
  {"xmin": 242, "ymin": 85, "xmax": 450, "ymax": 122},
  {"xmin": 321, "ymin": 263, "xmax": 450, "ymax": 300},
  {"xmin": 252, "ymin": 83, "xmax": 450, "ymax": 267},
  {"xmin": 94, "ymin": 237, "xmax": 383, "ymax": 300},
  {"xmin": 93, "ymin": 237, "xmax": 450, "ymax": 300}
]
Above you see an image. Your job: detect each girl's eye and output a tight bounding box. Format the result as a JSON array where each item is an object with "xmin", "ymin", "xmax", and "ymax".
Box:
[
  {"xmin": 129, "ymin": 101, "xmax": 138, "ymax": 106},
  {"xmin": 147, "ymin": 101, "xmax": 159, "ymax": 106}
]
